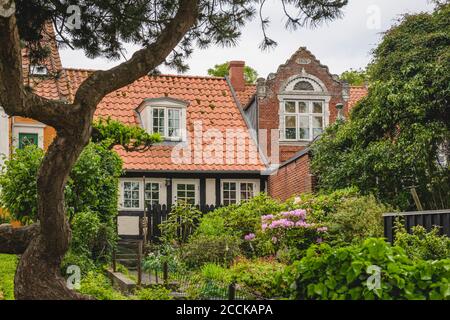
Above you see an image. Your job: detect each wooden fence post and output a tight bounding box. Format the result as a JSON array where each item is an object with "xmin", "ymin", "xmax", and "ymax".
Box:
[
  {"xmin": 163, "ymin": 261, "xmax": 168, "ymax": 287},
  {"xmin": 228, "ymin": 283, "xmax": 236, "ymax": 300},
  {"xmin": 112, "ymin": 248, "xmax": 117, "ymax": 272},
  {"xmin": 137, "ymin": 240, "xmax": 143, "ymax": 286}
]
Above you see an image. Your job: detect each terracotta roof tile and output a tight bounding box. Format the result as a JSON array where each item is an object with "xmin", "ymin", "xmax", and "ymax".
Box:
[
  {"xmin": 235, "ymin": 84, "xmax": 256, "ymax": 109},
  {"xmin": 65, "ymin": 69, "xmax": 265, "ymax": 172},
  {"xmin": 348, "ymin": 86, "xmax": 368, "ymax": 110}
]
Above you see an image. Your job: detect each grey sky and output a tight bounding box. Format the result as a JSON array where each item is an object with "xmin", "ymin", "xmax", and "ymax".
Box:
[{"xmin": 60, "ymin": 0, "xmax": 434, "ymax": 79}]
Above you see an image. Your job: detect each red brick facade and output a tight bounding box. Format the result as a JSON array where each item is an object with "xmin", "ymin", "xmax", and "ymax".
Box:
[{"xmin": 268, "ymin": 152, "xmax": 315, "ymax": 202}]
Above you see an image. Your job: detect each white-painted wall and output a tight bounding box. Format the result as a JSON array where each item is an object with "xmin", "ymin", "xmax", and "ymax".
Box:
[
  {"xmin": 0, "ymin": 107, "xmax": 9, "ymax": 167},
  {"xmin": 205, "ymin": 178, "xmax": 216, "ymax": 205},
  {"xmin": 117, "ymin": 216, "xmax": 140, "ymax": 235}
]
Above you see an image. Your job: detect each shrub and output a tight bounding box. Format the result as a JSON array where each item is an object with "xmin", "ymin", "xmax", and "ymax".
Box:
[
  {"xmin": 289, "ymin": 238, "xmax": 450, "ymax": 300},
  {"xmin": 181, "ymin": 234, "xmax": 241, "ymax": 268},
  {"xmin": 159, "ymin": 201, "xmax": 202, "ymax": 245},
  {"xmin": 394, "ymin": 224, "xmax": 450, "ymax": 261},
  {"xmin": 250, "ymin": 209, "xmax": 328, "ymax": 262},
  {"xmin": 78, "ymin": 271, "xmax": 126, "ymax": 300},
  {"xmin": 61, "ymin": 250, "xmax": 96, "ymax": 276},
  {"xmin": 134, "ymin": 286, "xmax": 173, "ymax": 300},
  {"xmin": 325, "ymin": 195, "xmax": 391, "ymax": 244},
  {"xmin": 143, "ymin": 243, "xmax": 185, "ymax": 273},
  {"xmin": 229, "ymin": 259, "xmax": 290, "ymax": 299},
  {"xmin": 0, "ymin": 254, "xmax": 17, "ymax": 300}
]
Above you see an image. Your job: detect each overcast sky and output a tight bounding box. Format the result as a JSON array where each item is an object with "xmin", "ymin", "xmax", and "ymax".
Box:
[{"xmin": 60, "ymin": 0, "xmax": 434, "ymax": 79}]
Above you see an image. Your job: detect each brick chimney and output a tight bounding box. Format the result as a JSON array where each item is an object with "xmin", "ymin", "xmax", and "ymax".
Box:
[{"xmin": 228, "ymin": 61, "xmax": 246, "ymax": 92}]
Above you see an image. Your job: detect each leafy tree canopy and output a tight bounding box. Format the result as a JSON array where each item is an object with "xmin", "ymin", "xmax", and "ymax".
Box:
[
  {"xmin": 340, "ymin": 68, "xmax": 367, "ymax": 86},
  {"xmin": 311, "ymin": 3, "xmax": 450, "ymax": 210},
  {"xmin": 207, "ymin": 62, "xmax": 258, "ymax": 83}
]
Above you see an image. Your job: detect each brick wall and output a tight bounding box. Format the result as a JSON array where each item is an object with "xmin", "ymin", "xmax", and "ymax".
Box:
[
  {"xmin": 257, "ymin": 47, "xmax": 346, "ymax": 165},
  {"xmin": 268, "ymin": 152, "xmax": 315, "ymax": 202}
]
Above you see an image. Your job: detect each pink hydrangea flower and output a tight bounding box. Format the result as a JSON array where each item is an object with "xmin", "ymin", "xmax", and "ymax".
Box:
[
  {"xmin": 317, "ymin": 226, "xmax": 328, "ymax": 233},
  {"xmin": 316, "ymin": 237, "xmax": 323, "ymax": 244},
  {"xmin": 272, "ymin": 237, "xmax": 278, "ymax": 244},
  {"xmin": 244, "ymin": 233, "xmax": 256, "ymax": 241}
]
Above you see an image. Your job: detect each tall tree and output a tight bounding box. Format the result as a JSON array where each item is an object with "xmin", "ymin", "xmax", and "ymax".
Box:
[
  {"xmin": 0, "ymin": 0, "xmax": 347, "ymax": 299},
  {"xmin": 311, "ymin": 3, "xmax": 450, "ymax": 210},
  {"xmin": 207, "ymin": 62, "xmax": 258, "ymax": 83}
]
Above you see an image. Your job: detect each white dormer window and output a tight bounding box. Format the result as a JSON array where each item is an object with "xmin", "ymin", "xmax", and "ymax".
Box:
[
  {"xmin": 30, "ymin": 64, "xmax": 48, "ymax": 76},
  {"xmin": 137, "ymin": 97, "xmax": 188, "ymax": 141}
]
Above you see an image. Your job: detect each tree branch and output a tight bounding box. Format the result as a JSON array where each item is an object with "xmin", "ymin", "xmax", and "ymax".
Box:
[
  {"xmin": 74, "ymin": 0, "xmax": 200, "ymax": 110},
  {"xmin": 0, "ymin": 13, "xmax": 77, "ymax": 132},
  {"xmin": 0, "ymin": 223, "xmax": 40, "ymax": 254}
]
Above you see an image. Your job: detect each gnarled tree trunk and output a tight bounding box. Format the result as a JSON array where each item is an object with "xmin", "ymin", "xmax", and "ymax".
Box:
[{"xmin": 0, "ymin": 0, "xmax": 199, "ymax": 299}]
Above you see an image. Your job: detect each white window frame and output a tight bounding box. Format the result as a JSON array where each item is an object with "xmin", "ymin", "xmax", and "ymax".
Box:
[
  {"xmin": 144, "ymin": 182, "xmax": 161, "ymax": 207},
  {"xmin": 137, "ymin": 97, "xmax": 188, "ymax": 142},
  {"xmin": 12, "ymin": 122, "xmax": 45, "ymax": 150},
  {"xmin": 172, "ymin": 179, "xmax": 199, "ymax": 205},
  {"xmin": 120, "ymin": 180, "xmax": 143, "ymax": 210},
  {"xmin": 221, "ymin": 180, "xmax": 257, "ymax": 205},
  {"xmin": 280, "ymin": 100, "xmax": 325, "ymax": 142}
]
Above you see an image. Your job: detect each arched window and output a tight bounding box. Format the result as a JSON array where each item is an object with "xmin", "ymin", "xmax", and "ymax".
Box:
[{"xmin": 293, "ymin": 80, "xmax": 314, "ymax": 91}]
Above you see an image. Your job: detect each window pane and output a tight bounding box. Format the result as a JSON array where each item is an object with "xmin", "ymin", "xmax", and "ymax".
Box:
[
  {"xmin": 19, "ymin": 133, "xmax": 39, "ymax": 149},
  {"xmin": 240, "ymin": 183, "xmax": 254, "ymax": 201},
  {"xmin": 298, "ymin": 102, "xmax": 308, "ymax": 113},
  {"xmin": 168, "ymin": 109, "xmax": 180, "ymax": 137},
  {"xmin": 152, "ymin": 108, "xmax": 165, "ymax": 134},
  {"xmin": 284, "ymin": 101, "xmax": 296, "ymax": 113},
  {"xmin": 285, "ymin": 115, "xmax": 297, "ymax": 140},
  {"xmin": 123, "ymin": 181, "xmax": 140, "ymax": 208},
  {"xmin": 313, "ymin": 102, "xmax": 323, "ymax": 113},
  {"xmin": 299, "ymin": 116, "xmax": 310, "ymax": 140},
  {"xmin": 313, "ymin": 116, "xmax": 323, "ymax": 138},
  {"xmin": 223, "ymin": 182, "xmax": 237, "ymax": 204},
  {"xmin": 176, "ymin": 184, "xmax": 196, "ymax": 204},
  {"xmin": 145, "ymin": 183, "xmax": 159, "ymax": 206}
]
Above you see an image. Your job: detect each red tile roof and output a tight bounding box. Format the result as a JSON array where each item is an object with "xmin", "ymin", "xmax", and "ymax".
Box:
[
  {"xmin": 64, "ymin": 69, "xmax": 265, "ymax": 172},
  {"xmin": 21, "ymin": 22, "xmax": 70, "ymax": 101},
  {"xmin": 235, "ymin": 84, "xmax": 256, "ymax": 109},
  {"xmin": 348, "ymin": 86, "xmax": 368, "ymax": 110}
]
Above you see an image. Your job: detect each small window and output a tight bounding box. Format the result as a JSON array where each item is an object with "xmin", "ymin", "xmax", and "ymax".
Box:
[
  {"xmin": 176, "ymin": 183, "xmax": 196, "ymax": 205},
  {"xmin": 281, "ymin": 100, "xmax": 325, "ymax": 141},
  {"xmin": 123, "ymin": 181, "xmax": 140, "ymax": 209},
  {"xmin": 18, "ymin": 133, "xmax": 38, "ymax": 149},
  {"xmin": 152, "ymin": 108, "xmax": 165, "ymax": 135},
  {"xmin": 223, "ymin": 182, "xmax": 237, "ymax": 205},
  {"xmin": 240, "ymin": 183, "xmax": 255, "ymax": 201},
  {"xmin": 293, "ymin": 81, "xmax": 314, "ymax": 91},
  {"xmin": 30, "ymin": 64, "xmax": 48, "ymax": 76},
  {"xmin": 222, "ymin": 181, "xmax": 256, "ymax": 205},
  {"xmin": 145, "ymin": 182, "xmax": 160, "ymax": 207}
]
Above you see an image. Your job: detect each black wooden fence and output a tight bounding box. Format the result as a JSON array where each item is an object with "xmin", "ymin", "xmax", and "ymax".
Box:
[
  {"xmin": 383, "ymin": 209, "xmax": 450, "ymax": 242},
  {"xmin": 144, "ymin": 204, "xmax": 219, "ymax": 242}
]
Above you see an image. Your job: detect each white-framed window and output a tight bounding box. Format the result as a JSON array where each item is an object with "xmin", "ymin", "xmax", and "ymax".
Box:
[
  {"xmin": 175, "ymin": 183, "xmax": 197, "ymax": 205},
  {"xmin": 149, "ymin": 106, "xmax": 184, "ymax": 141},
  {"xmin": 281, "ymin": 100, "xmax": 324, "ymax": 141},
  {"xmin": 222, "ymin": 181, "xmax": 256, "ymax": 205},
  {"xmin": 122, "ymin": 181, "xmax": 141, "ymax": 209},
  {"xmin": 145, "ymin": 182, "xmax": 160, "ymax": 207}
]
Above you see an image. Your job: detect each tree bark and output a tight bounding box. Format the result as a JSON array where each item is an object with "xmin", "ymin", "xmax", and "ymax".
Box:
[{"xmin": 0, "ymin": 0, "xmax": 199, "ymax": 299}]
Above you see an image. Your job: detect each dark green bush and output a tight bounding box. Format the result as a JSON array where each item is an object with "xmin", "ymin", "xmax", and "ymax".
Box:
[
  {"xmin": 289, "ymin": 238, "xmax": 450, "ymax": 300},
  {"xmin": 134, "ymin": 286, "xmax": 173, "ymax": 300},
  {"xmin": 78, "ymin": 271, "xmax": 126, "ymax": 300}
]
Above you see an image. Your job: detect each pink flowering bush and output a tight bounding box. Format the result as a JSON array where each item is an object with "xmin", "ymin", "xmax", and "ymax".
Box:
[{"xmin": 249, "ymin": 209, "xmax": 329, "ymax": 262}]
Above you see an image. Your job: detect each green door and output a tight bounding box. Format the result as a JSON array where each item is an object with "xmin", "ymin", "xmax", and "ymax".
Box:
[{"xmin": 18, "ymin": 133, "xmax": 38, "ymax": 149}]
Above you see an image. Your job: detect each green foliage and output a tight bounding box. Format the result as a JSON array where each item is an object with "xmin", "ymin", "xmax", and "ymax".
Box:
[
  {"xmin": 78, "ymin": 271, "xmax": 126, "ymax": 300},
  {"xmin": 394, "ymin": 224, "xmax": 450, "ymax": 261},
  {"xmin": 92, "ymin": 118, "xmax": 161, "ymax": 151},
  {"xmin": 143, "ymin": 244, "xmax": 185, "ymax": 273},
  {"xmin": 290, "ymin": 238, "xmax": 450, "ymax": 300},
  {"xmin": 0, "ymin": 254, "xmax": 17, "ymax": 300},
  {"xmin": 325, "ymin": 195, "xmax": 391, "ymax": 244},
  {"xmin": 207, "ymin": 62, "xmax": 259, "ymax": 84},
  {"xmin": 311, "ymin": 5, "xmax": 450, "ymax": 210},
  {"xmin": 0, "ymin": 145, "xmax": 43, "ymax": 221},
  {"xmin": 134, "ymin": 286, "xmax": 173, "ymax": 300},
  {"xmin": 181, "ymin": 234, "xmax": 241, "ymax": 268},
  {"xmin": 159, "ymin": 202, "xmax": 202, "ymax": 245},
  {"xmin": 340, "ymin": 68, "xmax": 367, "ymax": 86},
  {"xmin": 229, "ymin": 259, "xmax": 290, "ymax": 299},
  {"xmin": 61, "ymin": 250, "xmax": 96, "ymax": 277}
]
